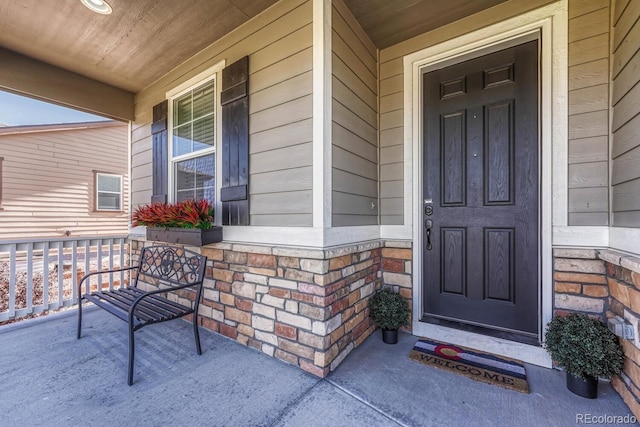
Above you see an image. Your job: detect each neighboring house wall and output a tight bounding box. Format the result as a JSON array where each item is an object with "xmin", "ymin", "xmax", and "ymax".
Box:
[
  {"xmin": 611, "ymin": 0, "xmax": 640, "ymax": 227},
  {"xmin": 567, "ymin": 0, "xmax": 610, "ymax": 226},
  {"xmin": 0, "ymin": 121, "xmax": 129, "ymax": 239},
  {"xmin": 131, "ymin": 0, "xmax": 313, "ymax": 227},
  {"xmin": 331, "ymin": 0, "xmax": 378, "ymax": 226},
  {"xmin": 377, "ymin": 0, "xmax": 557, "ymax": 226}
]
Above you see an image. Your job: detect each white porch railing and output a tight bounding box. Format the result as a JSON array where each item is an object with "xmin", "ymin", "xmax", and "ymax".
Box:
[{"xmin": 0, "ymin": 236, "xmax": 130, "ymax": 323}]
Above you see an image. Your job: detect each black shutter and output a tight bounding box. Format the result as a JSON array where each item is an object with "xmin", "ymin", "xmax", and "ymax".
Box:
[
  {"xmin": 151, "ymin": 100, "xmax": 168, "ymax": 204},
  {"xmin": 220, "ymin": 56, "xmax": 249, "ymax": 225}
]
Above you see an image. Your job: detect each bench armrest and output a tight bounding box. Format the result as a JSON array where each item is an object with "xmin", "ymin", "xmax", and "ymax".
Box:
[{"xmin": 78, "ymin": 266, "xmax": 138, "ymax": 295}]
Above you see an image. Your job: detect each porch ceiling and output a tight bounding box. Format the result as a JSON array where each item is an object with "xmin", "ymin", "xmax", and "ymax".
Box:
[
  {"xmin": 0, "ymin": 0, "xmax": 508, "ymax": 97},
  {"xmin": 343, "ymin": 0, "xmax": 509, "ymax": 49},
  {"xmin": 0, "ymin": 0, "xmax": 278, "ymax": 93}
]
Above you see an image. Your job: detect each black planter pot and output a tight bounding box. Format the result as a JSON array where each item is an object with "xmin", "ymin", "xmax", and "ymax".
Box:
[
  {"xmin": 146, "ymin": 226, "xmax": 223, "ymax": 246},
  {"xmin": 382, "ymin": 329, "xmax": 398, "ymax": 344},
  {"xmin": 566, "ymin": 372, "xmax": 598, "ymax": 399}
]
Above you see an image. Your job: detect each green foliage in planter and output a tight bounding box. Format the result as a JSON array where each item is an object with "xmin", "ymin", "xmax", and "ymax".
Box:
[
  {"xmin": 544, "ymin": 313, "xmax": 624, "ymax": 380},
  {"xmin": 369, "ymin": 288, "xmax": 410, "ymax": 330}
]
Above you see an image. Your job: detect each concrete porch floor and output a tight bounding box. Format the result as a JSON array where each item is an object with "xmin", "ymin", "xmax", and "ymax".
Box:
[{"xmin": 0, "ymin": 308, "xmax": 635, "ymax": 427}]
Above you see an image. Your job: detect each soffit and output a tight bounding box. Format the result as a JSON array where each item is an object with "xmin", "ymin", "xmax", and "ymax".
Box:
[
  {"xmin": 343, "ymin": 0, "xmax": 509, "ymax": 49},
  {"xmin": 0, "ymin": 0, "xmax": 278, "ymax": 93}
]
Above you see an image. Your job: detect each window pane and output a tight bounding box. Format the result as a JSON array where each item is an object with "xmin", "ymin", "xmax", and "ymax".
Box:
[
  {"xmin": 195, "ymin": 156, "xmax": 215, "ymax": 188},
  {"xmin": 192, "ymin": 82, "xmax": 214, "ymax": 120},
  {"xmin": 174, "ymin": 95, "xmax": 191, "ymax": 127},
  {"xmin": 174, "ymin": 153, "xmax": 215, "ymax": 204},
  {"xmin": 176, "ymin": 190, "xmax": 194, "ymax": 202},
  {"xmin": 98, "ymin": 193, "xmax": 121, "ymax": 210},
  {"xmin": 173, "ymin": 125, "xmax": 192, "ymax": 157},
  {"xmin": 97, "ymin": 175, "xmax": 121, "ymax": 192},
  {"xmin": 176, "ymin": 159, "xmax": 196, "ymax": 190},
  {"xmin": 192, "ymin": 117, "xmax": 214, "ymax": 152}
]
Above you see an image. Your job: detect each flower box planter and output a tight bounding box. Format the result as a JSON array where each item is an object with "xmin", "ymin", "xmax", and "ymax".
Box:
[{"xmin": 146, "ymin": 226, "xmax": 223, "ymax": 246}]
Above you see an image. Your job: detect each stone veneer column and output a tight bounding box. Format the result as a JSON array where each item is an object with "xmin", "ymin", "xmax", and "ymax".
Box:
[{"xmin": 597, "ymin": 250, "xmax": 640, "ymax": 419}]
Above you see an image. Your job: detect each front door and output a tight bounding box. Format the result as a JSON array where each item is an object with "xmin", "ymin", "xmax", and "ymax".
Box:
[{"xmin": 422, "ymin": 40, "xmax": 539, "ymax": 339}]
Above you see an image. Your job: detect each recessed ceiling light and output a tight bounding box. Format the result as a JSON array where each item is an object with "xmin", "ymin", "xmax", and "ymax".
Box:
[{"xmin": 81, "ymin": 0, "xmax": 112, "ymax": 15}]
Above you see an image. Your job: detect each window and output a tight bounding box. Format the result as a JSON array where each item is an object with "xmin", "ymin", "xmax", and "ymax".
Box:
[
  {"xmin": 95, "ymin": 173, "xmax": 122, "ymax": 211},
  {"xmin": 169, "ymin": 77, "xmax": 216, "ymax": 204}
]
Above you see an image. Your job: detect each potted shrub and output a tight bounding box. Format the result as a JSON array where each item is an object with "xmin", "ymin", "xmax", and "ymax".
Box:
[
  {"xmin": 132, "ymin": 199, "xmax": 222, "ymax": 246},
  {"xmin": 369, "ymin": 288, "xmax": 410, "ymax": 344},
  {"xmin": 544, "ymin": 313, "xmax": 624, "ymax": 399}
]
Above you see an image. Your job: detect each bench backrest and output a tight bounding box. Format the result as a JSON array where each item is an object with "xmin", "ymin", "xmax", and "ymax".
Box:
[{"xmin": 135, "ymin": 245, "xmax": 207, "ymax": 288}]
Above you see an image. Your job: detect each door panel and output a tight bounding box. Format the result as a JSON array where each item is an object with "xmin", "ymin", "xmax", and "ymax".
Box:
[{"xmin": 423, "ymin": 40, "xmax": 539, "ymax": 337}]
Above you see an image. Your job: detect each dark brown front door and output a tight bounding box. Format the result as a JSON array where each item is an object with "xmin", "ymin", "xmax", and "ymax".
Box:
[{"xmin": 422, "ymin": 40, "xmax": 539, "ymax": 338}]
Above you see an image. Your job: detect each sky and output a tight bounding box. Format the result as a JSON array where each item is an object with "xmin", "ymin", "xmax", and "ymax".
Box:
[{"xmin": 0, "ymin": 90, "xmax": 109, "ymax": 126}]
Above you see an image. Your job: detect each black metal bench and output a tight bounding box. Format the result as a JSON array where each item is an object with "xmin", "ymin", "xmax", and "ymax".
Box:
[{"xmin": 77, "ymin": 245, "xmax": 207, "ymax": 385}]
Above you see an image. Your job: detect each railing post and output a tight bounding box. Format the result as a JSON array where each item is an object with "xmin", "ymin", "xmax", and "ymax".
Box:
[
  {"xmin": 26, "ymin": 243, "xmax": 33, "ymax": 313},
  {"xmin": 108, "ymin": 239, "xmax": 114, "ymax": 291},
  {"xmin": 71, "ymin": 240, "xmax": 78, "ymax": 304},
  {"xmin": 57, "ymin": 241, "xmax": 64, "ymax": 308},
  {"xmin": 119, "ymin": 238, "xmax": 125, "ymax": 289},
  {"xmin": 8, "ymin": 244, "xmax": 16, "ymax": 318},
  {"xmin": 42, "ymin": 241, "xmax": 49, "ymax": 309},
  {"xmin": 84, "ymin": 240, "xmax": 91, "ymax": 295}
]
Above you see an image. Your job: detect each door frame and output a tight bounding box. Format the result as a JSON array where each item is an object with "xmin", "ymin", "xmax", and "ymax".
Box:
[{"xmin": 403, "ymin": 1, "xmax": 568, "ymax": 367}]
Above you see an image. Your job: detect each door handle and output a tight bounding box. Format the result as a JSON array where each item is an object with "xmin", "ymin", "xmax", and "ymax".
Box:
[{"xmin": 425, "ymin": 219, "xmax": 433, "ymax": 250}]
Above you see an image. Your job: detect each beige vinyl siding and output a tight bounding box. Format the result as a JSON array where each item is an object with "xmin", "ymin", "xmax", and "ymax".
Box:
[
  {"xmin": 0, "ymin": 122, "xmax": 129, "ymax": 239},
  {"xmin": 131, "ymin": 0, "xmax": 313, "ymax": 226},
  {"xmin": 611, "ymin": 0, "xmax": 640, "ymax": 227},
  {"xmin": 377, "ymin": 0, "xmax": 556, "ymax": 225},
  {"xmin": 567, "ymin": 0, "xmax": 610, "ymax": 226},
  {"xmin": 331, "ymin": 0, "xmax": 378, "ymax": 227}
]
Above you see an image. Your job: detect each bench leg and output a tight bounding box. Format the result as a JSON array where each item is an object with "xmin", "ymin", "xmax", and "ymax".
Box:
[
  {"xmin": 77, "ymin": 297, "xmax": 83, "ymax": 339},
  {"xmin": 128, "ymin": 324, "xmax": 135, "ymax": 386},
  {"xmin": 193, "ymin": 314, "xmax": 202, "ymax": 355}
]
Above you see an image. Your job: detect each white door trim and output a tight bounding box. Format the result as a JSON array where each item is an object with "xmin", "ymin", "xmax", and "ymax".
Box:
[{"xmin": 403, "ymin": 1, "xmax": 568, "ymax": 367}]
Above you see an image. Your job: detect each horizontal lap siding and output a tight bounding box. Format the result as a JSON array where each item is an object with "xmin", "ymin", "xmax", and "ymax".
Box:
[
  {"xmin": 131, "ymin": 0, "xmax": 313, "ymax": 226},
  {"xmin": 377, "ymin": 0, "xmax": 555, "ymax": 226},
  {"xmin": 612, "ymin": 0, "xmax": 640, "ymax": 226},
  {"xmin": 0, "ymin": 123, "xmax": 129, "ymax": 239},
  {"xmin": 331, "ymin": 0, "xmax": 378, "ymax": 227},
  {"xmin": 567, "ymin": 0, "xmax": 610, "ymax": 226}
]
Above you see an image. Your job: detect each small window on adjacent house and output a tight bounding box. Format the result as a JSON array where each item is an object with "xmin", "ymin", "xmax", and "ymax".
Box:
[
  {"xmin": 96, "ymin": 173, "xmax": 122, "ymax": 211},
  {"xmin": 169, "ymin": 77, "xmax": 216, "ymax": 204}
]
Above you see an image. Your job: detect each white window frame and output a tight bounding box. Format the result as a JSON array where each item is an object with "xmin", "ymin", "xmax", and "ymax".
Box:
[
  {"xmin": 166, "ymin": 61, "xmax": 225, "ymax": 208},
  {"xmin": 95, "ymin": 172, "xmax": 123, "ymax": 211}
]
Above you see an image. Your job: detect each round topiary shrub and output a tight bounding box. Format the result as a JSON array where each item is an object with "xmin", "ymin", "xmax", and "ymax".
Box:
[
  {"xmin": 369, "ymin": 288, "xmax": 410, "ymax": 331},
  {"xmin": 544, "ymin": 313, "xmax": 624, "ymax": 380}
]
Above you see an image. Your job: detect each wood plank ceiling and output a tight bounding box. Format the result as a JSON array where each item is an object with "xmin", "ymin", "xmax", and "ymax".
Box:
[
  {"xmin": 0, "ymin": 0, "xmax": 278, "ymax": 93},
  {"xmin": 344, "ymin": 0, "xmax": 508, "ymax": 49},
  {"xmin": 0, "ymin": 0, "xmax": 508, "ymax": 94}
]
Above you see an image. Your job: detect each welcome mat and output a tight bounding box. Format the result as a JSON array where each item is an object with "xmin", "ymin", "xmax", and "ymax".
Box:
[{"xmin": 409, "ymin": 338, "xmax": 529, "ymax": 393}]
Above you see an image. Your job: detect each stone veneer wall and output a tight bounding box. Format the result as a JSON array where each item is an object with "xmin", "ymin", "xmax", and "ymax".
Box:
[
  {"xmin": 554, "ymin": 247, "xmax": 640, "ymax": 418},
  {"xmin": 130, "ymin": 239, "xmax": 413, "ymax": 377},
  {"xmin": 553, "ymin": 248, "xmax": 609, "ymax": 318},
  {"xmin": 598, "ymin": 251, "xmax": 640, "ymax": 419}
]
